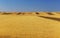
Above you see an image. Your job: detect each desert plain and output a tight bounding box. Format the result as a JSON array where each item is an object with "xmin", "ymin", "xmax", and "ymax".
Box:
[{"xmin": 0, "ymin": 12, "xmax": 60, "ymax": 38}]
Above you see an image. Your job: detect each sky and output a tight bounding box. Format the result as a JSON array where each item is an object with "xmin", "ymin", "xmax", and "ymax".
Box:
[{"xmin": 0, "ymin": 0, "xmax": 60, "ymax": 12}]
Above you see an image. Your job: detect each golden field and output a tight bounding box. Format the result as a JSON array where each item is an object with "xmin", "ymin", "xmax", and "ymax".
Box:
[{"xmin": 0, "ymin": 12, "xmax": 60, "ymax": 38}]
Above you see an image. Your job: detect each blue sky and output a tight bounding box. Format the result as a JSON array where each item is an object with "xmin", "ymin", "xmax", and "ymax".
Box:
[{"xmin": 0, "ymin": 0, "xmax": 59, "ymax": 12}]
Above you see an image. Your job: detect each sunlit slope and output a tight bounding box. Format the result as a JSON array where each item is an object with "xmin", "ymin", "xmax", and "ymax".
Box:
[{"xmin": 0, "ymin": 15, "xmax": 60, "ymax": 38}]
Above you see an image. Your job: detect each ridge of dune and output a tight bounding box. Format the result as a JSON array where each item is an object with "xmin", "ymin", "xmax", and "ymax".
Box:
[{"xmin": 0, "ymin": 12, "xmax": 58, "ymax": 16}]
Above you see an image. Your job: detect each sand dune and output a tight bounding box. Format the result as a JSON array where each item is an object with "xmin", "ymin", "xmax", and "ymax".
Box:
[
  {"xmin": 0, "ymin": 12, "xmax": 60, "ymax": 38},
  {"xmin": 40, "ymin": 16, "xmax": 60, "ymax": 21}
]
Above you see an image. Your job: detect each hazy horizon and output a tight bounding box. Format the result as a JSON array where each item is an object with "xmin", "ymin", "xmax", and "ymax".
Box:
[{"xmin": 0, "ymin": 0, "xmax": 60, "ymax": 12}]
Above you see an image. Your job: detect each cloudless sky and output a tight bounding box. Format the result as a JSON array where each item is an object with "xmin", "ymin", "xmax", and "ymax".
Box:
[{"xmin": 0, "ymin": 0, "xmax": 60, "ymax": 12}]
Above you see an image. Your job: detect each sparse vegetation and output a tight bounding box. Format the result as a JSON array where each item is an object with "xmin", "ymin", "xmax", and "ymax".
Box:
[
  {"xmin": 47, "ymin": 13, "xmax": 54, "ymax": 15},
  {"xmin": 36, "ymin": 12, "xmax": 39, "ymax": 14},
  {"xmin": 17, "ymin": 12, "xmax": 21, "ymax": 15}
]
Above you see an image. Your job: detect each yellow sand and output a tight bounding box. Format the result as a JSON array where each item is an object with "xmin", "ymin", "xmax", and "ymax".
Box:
[{"xmin": 0, "ymin": 12, "xmax": 60, "ymax": 38}]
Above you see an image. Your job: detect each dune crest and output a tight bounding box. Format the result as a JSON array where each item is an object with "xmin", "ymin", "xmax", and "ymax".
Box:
[{"xmin": 0, "ymin": 12, "xmax": 58, "ymax": 15}]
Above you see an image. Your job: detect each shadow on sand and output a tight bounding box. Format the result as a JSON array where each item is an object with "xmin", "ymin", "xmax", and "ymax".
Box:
[{"xmin": 39, "ymin": 16, "xmax": 60, "ymax": 21}]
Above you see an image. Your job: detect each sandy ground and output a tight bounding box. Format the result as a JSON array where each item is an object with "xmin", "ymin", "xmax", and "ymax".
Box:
[{"xmin": 0, "ymin": 12, "xmax": 60, "ymax": 38}]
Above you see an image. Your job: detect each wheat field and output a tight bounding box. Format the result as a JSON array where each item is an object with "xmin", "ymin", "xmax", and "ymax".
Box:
[{"xmin": 0, "ymin": 12, "xmax": 60, "ymax": 38}]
